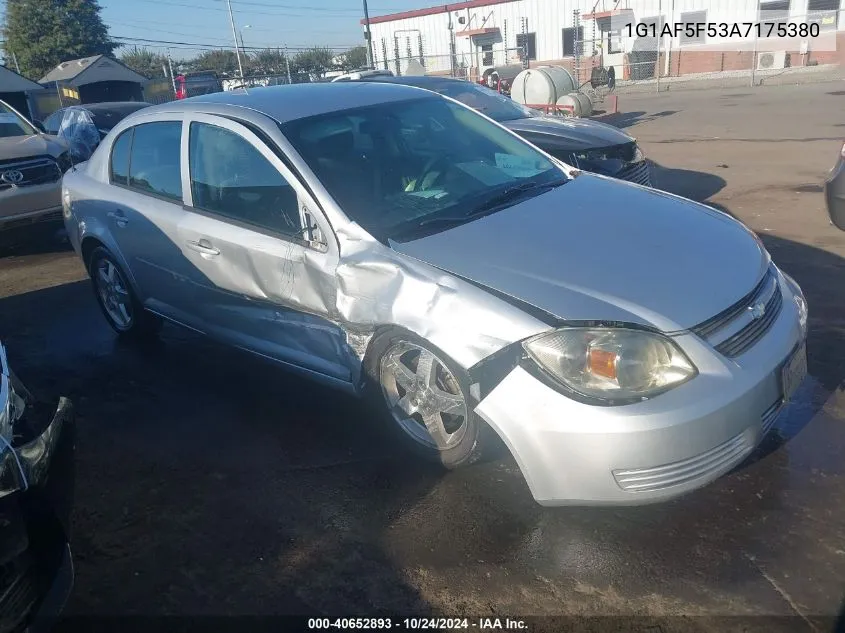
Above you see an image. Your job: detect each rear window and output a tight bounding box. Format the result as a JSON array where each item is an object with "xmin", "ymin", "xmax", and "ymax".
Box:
[
  {"xmin": 110, "ymin": 121, "xmax": 183, "ymax": 201},
  {"xmin": 90, "ymin": 104, "xmax": 150, "ymax": 132},
  {"xmin": 180, "ymin": 74, "xmax": 222, "ymax": 97}
]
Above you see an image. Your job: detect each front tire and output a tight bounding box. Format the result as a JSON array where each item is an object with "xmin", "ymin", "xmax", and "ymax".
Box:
[
  {"xmin": 364, "ymin": 329, "xmax": 486, "ymax": 469},
  {"xmin": 88, "ymin": 246, "xmax": 161, "ymax": 338}
]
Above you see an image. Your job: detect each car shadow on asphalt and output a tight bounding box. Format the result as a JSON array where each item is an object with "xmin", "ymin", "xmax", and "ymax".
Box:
[
  {"xmin": 650, "ymin": 161, "xmax": 727, "ymax": 201},
  {"xmin": 2, "ymin": 203, "xmax": 845, "ymax": 621},
  {"xmin": 595, "ymin": 109, "xmax": 679, "ymax": 129}
]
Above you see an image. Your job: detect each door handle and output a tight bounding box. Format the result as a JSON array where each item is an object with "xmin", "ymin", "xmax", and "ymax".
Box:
[
  {"xmin": 107, "ymin": 210, "xmax": 128, "ymax": 227},
  {"xmin": 185, "ymin": 239, "xmax": 220, "ymax": 258}
]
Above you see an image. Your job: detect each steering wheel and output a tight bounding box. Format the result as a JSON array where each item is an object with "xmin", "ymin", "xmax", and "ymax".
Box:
[{"xmin": 413, "ymin": 155, "xmax": 450, "ymax": 192}]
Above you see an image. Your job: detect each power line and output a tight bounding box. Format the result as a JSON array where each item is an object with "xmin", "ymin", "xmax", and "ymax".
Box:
[
  {"xmin": 104, "ymin": 0, "xmax": 370, "ymax": 18},
  {"xmin": 106, "ymin": 17, "xmax": 353, "ymax": 36},
  {"xmin": 111, "ymin": 35, "xmax": 355, "ymax": 51}
]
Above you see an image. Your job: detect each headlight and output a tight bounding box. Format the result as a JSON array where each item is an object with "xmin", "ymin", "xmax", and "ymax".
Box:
[
  {"xmin": 794, "ymin": 293, "xmax": 808, "ymax": 337},
  {"xmin": 0, "ymin": 372, "xmax": 27, "ymax": 498},
  {"xmin": 781, "ymin": 272, "xmax": 808, "ymax": 337},
  {"xmin": 633, "ymin": 145, "xmax": 645, "ymax": 162},
  {"xmin": 55, "ymin": 151, "xmax": 73, "ymax": 173},
  {"xmin": 523, "ymin": 327, "xmax": 697, "ymax": 405}
]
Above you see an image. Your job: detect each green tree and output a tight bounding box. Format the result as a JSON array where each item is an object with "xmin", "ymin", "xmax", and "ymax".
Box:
[
  {"xmin": 2, "ymin": 0, "xmax": 114, "ymax": 80},
  {"xmin": 187, "ymin": 49, "xmax": 245, "ymax": 77},
  {"xmin": 119, "ymin": 46, "xmax": 169, "ymax": 80},
  {"xmin": 292, "ymin": 47, "xmax": 336, "ymax": 79},
  {"xmin": 340, "ymin": 45, "xmax": 368, "ymax": 70},
  {"xmin": 251, "ymin": 48, "xmax": 288, "ymax": 76}
]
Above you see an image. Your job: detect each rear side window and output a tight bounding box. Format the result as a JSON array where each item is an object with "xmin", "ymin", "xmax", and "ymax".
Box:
[
  {"xmin": 188, "ymin": 122, "xmax": 301, "ymax": 235},
  {"xmin": 127, "ymin": 122, "xmax": 183, "ymax": 201},
  {"xmin": 109, "ymin": 128, "xmax": 133, "ymax": 185}
]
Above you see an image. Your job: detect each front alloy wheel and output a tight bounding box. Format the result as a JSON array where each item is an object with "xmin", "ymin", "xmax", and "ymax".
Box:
[
  {"xmin": 380, "ymin": 341, "xmax": 469, "ymax": 451},
  {"xmin": 366, "ymin": 330, "xmax": 486, "ymax": 469}
]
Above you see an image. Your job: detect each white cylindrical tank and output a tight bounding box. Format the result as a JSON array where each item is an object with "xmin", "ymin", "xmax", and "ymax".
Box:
[
  {"xmin": 511, "ymin": 66, "xmax": 577, "ymax": 108},
  {"xmin": 555, "ymin": 94, "xmax": 580, "ymax": 117},
  {"xmin": 571, "ymin": 91, "xmax": 593, "ymax": 118}
]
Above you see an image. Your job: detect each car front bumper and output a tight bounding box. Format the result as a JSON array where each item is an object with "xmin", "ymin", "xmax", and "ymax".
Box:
[
  {"xmin": 474, "ymin": 274, "xmax": 806, "ymax": 506},
  {"xmin": 0, "ymin": 388, "xmax": 75, "ymax": 632},
  {"xmin": 0, "ymin": 181, "xmax": 63, "ymax": 231}
]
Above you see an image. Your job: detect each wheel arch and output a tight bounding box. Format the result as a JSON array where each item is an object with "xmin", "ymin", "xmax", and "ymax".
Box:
[{"xmin": 79, "ymin": 233, "xmax": 142, "ymax": 297}]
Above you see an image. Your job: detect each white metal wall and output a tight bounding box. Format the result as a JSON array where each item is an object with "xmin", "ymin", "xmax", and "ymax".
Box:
[{"xmin": 366, "ymin": 0, "xmax": 842, "ymax": 68}]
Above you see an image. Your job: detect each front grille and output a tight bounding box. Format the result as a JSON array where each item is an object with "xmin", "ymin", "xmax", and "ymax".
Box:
[
  {"xmin": 691, "ymin": 266, "xmax": 783, "ymax": 358},
  {"xmin": 761, "ymin": 399, "xmax": 784, "ymax": 436},
  {"xmin": 617, "ymin": 161, "xmax": 652, "ymax": 186},
  {"xmin": 0, "ymin": 157, "xmax": 61, "ymax": 192},
  {"xmin": 714, "ymin": 280, "xmax": 783, "ymax": 358},
  {"xmin": 613, "ymin": 431, "xmax": 752, "ymax": 492}
]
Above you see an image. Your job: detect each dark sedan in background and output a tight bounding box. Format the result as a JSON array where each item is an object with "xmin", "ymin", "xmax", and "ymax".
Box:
[
  {"xmin": 41, "ymin": 102, "xmax": 152, "ymax": 163},
  {"xmin": 0, "ymin": 342, "xmax": 75, "ymax": 632},
  {"xmin": 357, "ymin": 75, "xmax": 651, "ymax": 187}
]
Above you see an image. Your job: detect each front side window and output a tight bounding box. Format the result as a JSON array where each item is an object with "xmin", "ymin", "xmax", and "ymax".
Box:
[
  {"xmin": 189, "ymin": 122, "xmax": 302, "ymax": 235},
  {"xmin": 0, "ymin": 102, "xmax": 37, "ymax": 138},
  {"xmin": 281, "ymin": 96, "xmax": 567, "ymax": 242},
  {"xmin": 127, "ymin": 121, "xmax": 183, "ymax": 201}
]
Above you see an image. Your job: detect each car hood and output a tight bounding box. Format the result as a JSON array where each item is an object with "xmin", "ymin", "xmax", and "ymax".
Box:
[
  {"xmin": 502, "ymin": 115, "xmax": 634, "ymax": 152},
  {"xmin": 389, "ymin": 174, "xmax": 768, "ymax": 332},
  {"xmin": 0, "ymin": 134, "xmax": 67, "ymax": 160}
]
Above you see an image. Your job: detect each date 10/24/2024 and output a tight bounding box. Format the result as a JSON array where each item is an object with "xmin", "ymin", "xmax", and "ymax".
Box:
[
  {"xmin": 626, "ymin": 21, "xmax": 821, "ymax": 39},
  {"xmin": 308, "ymin": 618, "xmax": 528, "ymax": 630}
]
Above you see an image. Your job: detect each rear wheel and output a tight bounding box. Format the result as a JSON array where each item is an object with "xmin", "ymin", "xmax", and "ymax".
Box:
[
  {"xmin": 88, "ymin": 246, "xmax": 161, "ymax": 338},
  {"xmin": 365, "ymin": 330, "xmax": 486, "ymax": 469}
]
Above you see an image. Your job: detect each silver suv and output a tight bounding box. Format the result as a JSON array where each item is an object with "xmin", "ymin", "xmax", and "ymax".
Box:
[{"xmin": 0, "ymin": 100, "xmax": 71, "ymax": 232}]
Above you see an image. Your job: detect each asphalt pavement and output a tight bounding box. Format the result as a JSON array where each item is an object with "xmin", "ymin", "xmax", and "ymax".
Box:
[{"xmin": 1, "ymin": 81, "xmax": 844, "ymax": 631}]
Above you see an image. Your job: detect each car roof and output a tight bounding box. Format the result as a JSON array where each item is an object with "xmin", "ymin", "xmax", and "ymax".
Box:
[
  {"xmin": 359, "ymin": 75, "xmax": 468, "ymax": 90},
  {"xmin": 145, "ymin": 82, "xmax": 433, "ymax": 123}
]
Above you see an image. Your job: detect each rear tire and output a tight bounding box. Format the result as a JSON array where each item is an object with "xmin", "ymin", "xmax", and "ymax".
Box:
[
  {"xmin": 363, "ymin": 329, "xmax": 486, "ymax": 469},
  {"xmin": 88, "ymin": 246, "xmax": 161, "ymax": 338}
]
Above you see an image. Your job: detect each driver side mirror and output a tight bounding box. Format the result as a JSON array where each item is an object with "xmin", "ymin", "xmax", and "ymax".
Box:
[{"xmin": 300, "ymin": 209, "xmax": 328, "ymax": 251}]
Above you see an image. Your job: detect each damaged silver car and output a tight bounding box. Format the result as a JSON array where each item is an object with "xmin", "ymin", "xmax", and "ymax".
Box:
[{"xmin": 62, "ymin": 83, "xmax": 808, "ymax": 506}]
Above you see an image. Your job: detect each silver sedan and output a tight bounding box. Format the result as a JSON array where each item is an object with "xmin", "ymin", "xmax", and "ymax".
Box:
[{"xmin": 61, "ymin": 83, "xmax": 808, "ymax": 506}]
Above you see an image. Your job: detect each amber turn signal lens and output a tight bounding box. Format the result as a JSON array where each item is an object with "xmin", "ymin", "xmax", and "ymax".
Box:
[{"xmin": 588, "ymin": 348, "xmax": 618, "ymax": 380}]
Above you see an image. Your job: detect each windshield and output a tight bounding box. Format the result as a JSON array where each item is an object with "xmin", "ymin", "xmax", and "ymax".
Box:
[
  {"xmin": 281, "ymin": 96, "xmax": 566, "ymax": 241},
  {"xmin": 434, "ymin": 82, "xmax": 537, "ymax": 123},
  {"xmin": 0, "ymin": 102, "xmax": 37, "ymax": 138}
]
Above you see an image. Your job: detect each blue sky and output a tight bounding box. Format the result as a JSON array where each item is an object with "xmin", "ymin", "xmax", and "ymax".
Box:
[{"xmin": 98, "ymin": 0, "xmax": 424, "ymax": 57}]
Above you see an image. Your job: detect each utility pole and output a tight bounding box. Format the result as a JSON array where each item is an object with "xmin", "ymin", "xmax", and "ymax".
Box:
[
  {"xmin": 284, "ymin": 46, "xmax": 292, "ymax": 84},
  {"xmin": 167, "ymin": 49, "xmax": 177, "ymax": 93},
  {"xmin": 362, "ymin": 0, "xmax": 375, "ymax": 69},
  {"xmin": 226, "ymin": 0, "xmax": 246, "ymax": 80}
]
